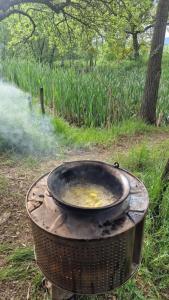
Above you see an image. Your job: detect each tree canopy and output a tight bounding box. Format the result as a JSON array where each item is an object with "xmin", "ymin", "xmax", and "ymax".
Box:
[{"xmin": 0, "ymin": 0, "xmax": 158, "ymax": 63}]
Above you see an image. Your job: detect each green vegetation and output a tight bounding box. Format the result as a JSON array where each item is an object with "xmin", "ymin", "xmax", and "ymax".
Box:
[
  {"xmin": 1, "ymin": 1, "xmax": 154, "ymax": 64},
  {"xmin": 0, "ymin": 246, "xmax": 37, "ymax": 281},
  {"xmin": 2, "ymin": 57, "xmax": 169, "ymax": 128},
  {"xmin": 8, "ymin": 247, "xmax": 34, "ymax": 263},
  {"xmin": 0, "ymin": 245, "xmax": 44, "ymax": 298},
  {"xmin": 0, "ymin": 244, "xmax": 13, "ymax": 253},
  {"xmin": 53, "ymin": 118, "xmax": 154, "ymax": 147},
  {"xmin": 0, "ymin": 264, "xmax": 36, "ymax": 281},
  {"xmin": 2, "ymin": 59, "xmax": 144, "ymax": 127},
  {"xmin": 113, "ymin": 141, "xmax": 169, "ymax": 299}
]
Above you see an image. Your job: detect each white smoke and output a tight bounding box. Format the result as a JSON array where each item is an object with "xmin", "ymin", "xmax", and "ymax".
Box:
[{"xmin": 0, "ymin": 80, "xmax": 59, "ymax": 156}]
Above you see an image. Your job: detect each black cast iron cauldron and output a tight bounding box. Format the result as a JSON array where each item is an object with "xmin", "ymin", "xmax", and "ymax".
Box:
[{"xmin": 26, "ymin": 160, "xmax": 149, "ymax": 295}]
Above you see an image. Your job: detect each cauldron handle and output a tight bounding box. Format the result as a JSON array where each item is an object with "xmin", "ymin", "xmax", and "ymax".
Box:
[{"xmin": 113, "ymin": 162, "xmax": 120, "ymax": 168}]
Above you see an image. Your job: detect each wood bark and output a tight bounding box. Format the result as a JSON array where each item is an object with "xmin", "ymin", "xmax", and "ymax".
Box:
[
  {"xmin": 140, "ymin": 0, "xmax": 169, "ymax": 124},
  {"xmin": 40, "ymin": 87, "xmax": 45, "ymax": 115},
  {"xmin": 0, "ymin": 1, "xmax": 71, "ymax": 21}
]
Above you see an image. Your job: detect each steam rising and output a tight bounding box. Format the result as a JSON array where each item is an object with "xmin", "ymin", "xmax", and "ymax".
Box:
[{"xmin": 0, "ymin": 80, "xmax": 59, "ymax": 155}]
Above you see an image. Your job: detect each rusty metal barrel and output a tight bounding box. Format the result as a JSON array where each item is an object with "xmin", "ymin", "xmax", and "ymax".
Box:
[{"xmin": 26, "ymin": 161, "xmax": 148, "ymax": 295}]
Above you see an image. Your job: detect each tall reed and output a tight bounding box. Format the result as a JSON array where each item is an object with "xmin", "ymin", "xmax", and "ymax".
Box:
[{"xmin": 2, "ymin": 58, "xmax": 168, "ymax": 127}]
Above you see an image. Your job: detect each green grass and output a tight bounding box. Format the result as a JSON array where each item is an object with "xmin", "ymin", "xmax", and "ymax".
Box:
[
  {"xmin": 0, "ymin": 264, "xmax": 37, "ymax": 281},
  {"xmin": 0, "ymin": 58, "xmax": 145, "ymax": 128},
  {"xmin": 2, "ymin": 57, "xmax": 169, "ymax": 128},
  {"xmin": 112, "ymin": 141, "xmax": 169, "ymax": 299},
  {"xmin": 8, "ymin": 247, "xmax": 34, "ymax": 263},
  {"xmin": 0, "ymin": 245, "xmax": 44, "ymax": 298},
  {"xmin": 0, "ymin": 247, "xmax": 36, "ymax": 281},
  {"xmin": 53, "ymin": 118, "xmax": 156, "ymax": 147},
  {"xmin": 0, "ymin": 245, "xmax": 45, "ymax": 298},
  {"xmin": 0, "ymin": 244, "xmax": 13, "ymax": 254}
]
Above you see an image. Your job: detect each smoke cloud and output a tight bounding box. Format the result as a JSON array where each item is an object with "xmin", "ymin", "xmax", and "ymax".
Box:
[{"xmin": 0, "ymin": 80, "xmax": 60, "ymax": 156}]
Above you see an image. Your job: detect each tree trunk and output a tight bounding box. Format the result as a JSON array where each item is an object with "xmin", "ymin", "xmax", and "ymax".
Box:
[
  {"xmin": 132, "ymin": 32, "xmax": 140, "ymax": 60},
  {"xmin": 140, "ymin": 0, "xmax": 169, "ymax": 124}
]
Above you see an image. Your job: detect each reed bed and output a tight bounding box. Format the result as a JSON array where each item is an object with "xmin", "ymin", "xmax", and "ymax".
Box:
[{"xmin": 2, "ymin": 58, "xmax": 169, "ymax": 127}]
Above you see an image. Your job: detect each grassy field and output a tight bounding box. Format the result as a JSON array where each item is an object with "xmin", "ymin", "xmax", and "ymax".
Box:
[
  {"xmin": 2, "ymin": 57, "xmax": 169, "ymax": 128},
  {"xmin": 52, "ymin": 118, "xmax": 154, "ymax": 147}
]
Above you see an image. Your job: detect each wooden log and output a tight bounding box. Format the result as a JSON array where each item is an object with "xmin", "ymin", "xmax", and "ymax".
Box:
[{"xmin": 40, "ymin": 87, "xmax": 45, "ymax": 115}]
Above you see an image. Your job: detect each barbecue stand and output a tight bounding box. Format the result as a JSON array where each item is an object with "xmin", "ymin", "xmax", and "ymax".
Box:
[{"xmin": 26, "ymin": 161, "xmax": 149, "ymax": 299}]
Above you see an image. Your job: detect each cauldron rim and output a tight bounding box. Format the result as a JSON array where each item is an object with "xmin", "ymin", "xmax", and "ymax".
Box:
[{"xmin": 47, "ymin": 160, "xmax": 130, "ymax": 213}]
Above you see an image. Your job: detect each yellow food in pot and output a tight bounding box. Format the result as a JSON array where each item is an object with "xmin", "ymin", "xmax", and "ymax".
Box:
[{"xmin": 62, "ymin": 183, "xmax": 116, "ymax": 208}]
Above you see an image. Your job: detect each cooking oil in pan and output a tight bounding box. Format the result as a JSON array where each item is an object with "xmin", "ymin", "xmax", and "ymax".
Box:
[{"xmin": 62, "ymin": 183, "xmax": 117, "ymax": 208}]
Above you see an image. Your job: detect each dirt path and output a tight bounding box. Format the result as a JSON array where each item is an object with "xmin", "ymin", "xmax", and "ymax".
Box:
[{"xmin": 0, "ymin": 130, "xmax": 169, "ymax": 299}]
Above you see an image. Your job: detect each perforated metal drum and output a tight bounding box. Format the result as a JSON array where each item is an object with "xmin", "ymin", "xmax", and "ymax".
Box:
[{"xmin": 26, "ymin": 161, "xmax": 148, "ymax": 295}]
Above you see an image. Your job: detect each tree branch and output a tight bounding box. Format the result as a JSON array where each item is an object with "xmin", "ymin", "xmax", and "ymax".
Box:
[
  {"xmin": 0, "ymin": 0, "xmax": 72, "ymax": 13},
  {"xmin": 126, "ymin": 21, "xmax": 169, "ymax": 36},
  {"xmin": 0, "ymin": 9, "xmax": 36, "ymax": 42}
]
